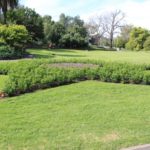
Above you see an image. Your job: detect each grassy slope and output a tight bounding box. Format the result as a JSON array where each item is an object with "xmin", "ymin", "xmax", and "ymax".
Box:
[
  {"xmin": 0, "ymin": 75, "xmax": 8, "ymax": 91},
  {"xmin": 1, "ymin": 81, "xmax": 150, "ymax": 150},
  {"xmin": 28, "ymin": 49, "xmax": 150, "ymax": 64}
]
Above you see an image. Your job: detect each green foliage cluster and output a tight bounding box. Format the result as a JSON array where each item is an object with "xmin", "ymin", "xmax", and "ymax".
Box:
[
  {"xmin": 3, "ymin": 60, "xmax": 150, "ymax": 96},
  {"xmin": 143, "ymin": 36, "xmax": 150, "ymax": 50},
  {"xmin": 7, "ymin": 6, "xmax": 44, "ymax": 44},
  {"xmin": 0, "ymin": 24, "xmax": 29, "ymax": 59},
  {"xmin": 4, "ymin": 62, "xmax": 91, "ymax": 95},
  {"xmin": 126, "ymin": 27, "xmax": 150, "ymax": 51},
  {"xmin": 115, "ymin": 25, "xmax": 133, "ymax": 49},
  {"xmin": 43, "ymin": 14, "xmax": 88, "ymax": 48},
  {"xmin": 0, "ymin": 61, "xmax": 18, "ymax": 74}
]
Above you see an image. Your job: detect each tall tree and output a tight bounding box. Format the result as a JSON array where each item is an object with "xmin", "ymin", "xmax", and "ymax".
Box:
[
  {"xmin": 59, "ymin": 13, "xmax": 72, "ymax": 29},
  {"xmin": 86, "ymin": 16, "xmax": 106, "ymax": 45},
  {"xmin": 0, "ymin": 0, "xmax": 18, "ymax": 24},
  {"xmin": 115, "ymin": 25, "xmax": 133, "ymax": 49},
  {"xmin": 104, "ymin": 10, "xmax": 125, "ymax": 49},
  {"xmin": 7, "ymin": 6, "xmax": 44, "ymax": 42}
]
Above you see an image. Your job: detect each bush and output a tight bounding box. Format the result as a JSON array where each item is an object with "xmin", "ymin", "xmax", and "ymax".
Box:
[
  {"xmin": 0, "ymin": 38, "xmax": 6, "ymax": 46},
  {"xmin": 0, "ymin": 25, "xmax": 29, "ymax": 59},
  {"xmin": 144, "ymin": 37, "xmax": 150, "ymax": 50},
  {"xmin": 143, "ymin": 71, "xmax": 150, "ymax": 84},
  {"xmin": 0, "ymin": 45, "xmax": 26, "ymax": 59},
  {"xmin": 0, "ymin": 25, "xmax": 29, "ymax": 50},
  {"xmin": 3, "ymin": 60, "xmax": 147, "ymax": 96},
  {"xmin": 97, "ymin": 63, "xmax": 143, "ymax": 84},
  {"xmin": 4, "ymin": 62, "xmax": 92, "ymax": 96}
]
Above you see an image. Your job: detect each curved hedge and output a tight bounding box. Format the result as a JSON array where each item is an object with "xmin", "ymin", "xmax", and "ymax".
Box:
[{"xmin": 2, "ymin": 60, "xmax": 149, "ymax": 96}]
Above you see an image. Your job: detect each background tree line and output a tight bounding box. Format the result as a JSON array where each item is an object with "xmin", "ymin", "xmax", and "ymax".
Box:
[
  {"xmin": 86, "ymin": 10, "xmax": 150, "ymax": 51},
  {"xmin": 0, "ymin": 0, "xmax": 150, "ymax": 52}
]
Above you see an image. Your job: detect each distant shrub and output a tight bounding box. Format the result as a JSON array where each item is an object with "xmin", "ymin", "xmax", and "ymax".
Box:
[
  {"xmin": 143, "ymin": 71, "xmax": 150, "ymax": 84},
  {"xmin": 144, "ymin": 37, "xmax": 150, "ymax": 51},
  {"xmin": 97, "ymin": 63, "xmax": 143, "ymax": 84}
]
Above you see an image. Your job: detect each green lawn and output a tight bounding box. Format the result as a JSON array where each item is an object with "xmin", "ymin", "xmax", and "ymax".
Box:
[
  {"xmin": 0, "ymin": 75, "xmax": 8, "ymax": 91},
  {"xmin": 28, "ymin": 49, "xmax": 150, "ymax": 64},
  {"xmin": 1, "ymin": 81, "xmax": 150, "ymax": 150}
]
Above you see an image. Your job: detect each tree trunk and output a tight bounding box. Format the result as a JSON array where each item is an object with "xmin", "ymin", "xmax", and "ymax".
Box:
[
  {"xmin": 3, "ymin": 12, "xmax": 7, "ymax": 24},
  {"xmin": 110, "ymin": 32, "xmax": 113, "ymax": 49}
]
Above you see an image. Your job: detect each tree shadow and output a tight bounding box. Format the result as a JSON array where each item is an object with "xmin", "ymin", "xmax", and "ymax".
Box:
[
  {"xmin": 32, "ymin": 54, "xmax": 55, "ymax": 59},
  {"xmin": 55, "ymin": 54, "xmax": 85, "ymax": 58},
  {"xmin": 50, "ymin": 49, "xmax": 77, "ymax": 53}
]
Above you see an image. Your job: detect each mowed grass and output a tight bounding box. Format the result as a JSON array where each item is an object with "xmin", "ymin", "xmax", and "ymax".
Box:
[
  {"xmin": 0, "ymin": 75, "xmax": 8, "ymax": 91},
  {"xmin": 1, "ymin": 81, "xmax": 150, "ymax": 150},
  {"xmin": 28, "ymin": 49, "xmax": 150, "ymax": 64}
]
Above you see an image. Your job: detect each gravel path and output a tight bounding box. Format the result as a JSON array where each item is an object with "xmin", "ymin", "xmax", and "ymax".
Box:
[{"xmin": 121, "ymin": 144, "xmax": 150, "ymax": 150}]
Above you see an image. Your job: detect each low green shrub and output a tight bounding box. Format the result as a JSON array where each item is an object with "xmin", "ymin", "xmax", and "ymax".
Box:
[
  {"xmin": 97, "ymin": 63, "xmax": 143, "ymax": 84},
  {"xmin": 0, "ymin": 61, "xmax": 17, "ymax": 75},
  {"xmin": 143, "ymin": 71, "xmax": 150, "ymax": 85},
  {"xmin": 0, "ymin": 46, "xmax": 27, "ymax": 59},
  {"xmin": 3, "ymin": 60, "xmax": 148, "ymax": 96},
  {"xmin": 4, "ymin": 62, "xmax": 92, "ymax": 96}
]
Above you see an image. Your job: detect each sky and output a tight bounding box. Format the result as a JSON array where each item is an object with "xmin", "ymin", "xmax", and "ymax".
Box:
[{"xmin": 21, "ymin": 0, "xmax": 150, "ymax": 29}]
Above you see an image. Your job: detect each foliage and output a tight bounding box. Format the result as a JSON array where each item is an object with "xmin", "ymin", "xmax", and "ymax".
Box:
[
  {"xmin": 60, "ymin": 24, "xmax": 88, "ymax": 48},
  {"xmin": 144, "ymin": 36, "xmax": 150, "ymax": 50},
  {"xmin": 115, "ymin": 36, "xmax": 126, "ymax": 49},
  {"xmin": 0, "ymin": 45, "xmax": 15, "ymax": 59},
  {"xmin": 115, "ymin": 25, "xmax": 133, "ymax": 49},
  {"xmin": 0, "ymin": 0, "xmax": 18, "ymax": 24},
  {"xmin": 126, "ymin": 27, "xmax": 150, "ymax": 51},
  {"xmin": 3, "ymin": 59, "xmax": 148, "ymax": 96},
  {"xmin": 43, "ymin": 15, "xmax": 54, "ymax": 43},
  {"xmin": 0, "ymin": 75, "xmax": 8, "ymax": 91},
  {"xmin": 0, "ymin": 24, "xmax": 29, "ymax": 50},
  {"xmin": 43, "ymin": 14, "xmax": 88, "ymax": 48},
  {"xmin": 7, "ymin": 6, "xmax": 44, "ymax": 43}
]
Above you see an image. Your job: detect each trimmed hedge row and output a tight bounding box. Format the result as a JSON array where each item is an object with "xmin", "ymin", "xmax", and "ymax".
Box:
[
  {"xmin": 3, "ymin": 60, "xmax": 150, "ymax": 96},
  {"xmin": 0, "ymin": 61, "xmax": 17, "ymax": 75}
]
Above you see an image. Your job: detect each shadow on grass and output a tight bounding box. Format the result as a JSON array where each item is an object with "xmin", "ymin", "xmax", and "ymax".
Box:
[
  {"xmin": 55, "ymin": 54, "xmax": 85, "ymax": 58},
  {"xmin": 32, "ymin": 53, "xmax": 85, "ymax": 59},
  {"xmin": 50, "ymin": 49, "xmax": 77, "ymax": 53},
  {"xmin": 32, "ymin": 54, "xmax": 55, "ymax": 59}
]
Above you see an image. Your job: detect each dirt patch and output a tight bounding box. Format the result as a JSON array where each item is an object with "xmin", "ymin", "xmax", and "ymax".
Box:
[
  {"xmin": 80, "ymin": 132, "xmax": 120, "ymax": 143},
  {"xmin": 101, "ymin": 132, "xmax": 120, "ymax": 143},
  {"xmin": 47, "ymin": 63, "xmax": 99, "ymax": 68},
  {"xmin": 121, "ymin": 144, "xmax": 150, "ymax": 150},
  {"xmin": 80, "ymin": 133, "xmax": 101, "ymax": 143}
]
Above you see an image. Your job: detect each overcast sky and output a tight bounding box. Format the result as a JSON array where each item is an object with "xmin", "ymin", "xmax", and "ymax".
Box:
[{"xmin": 21, "ymin": 0, "xmax": 150, "ymax": 29}]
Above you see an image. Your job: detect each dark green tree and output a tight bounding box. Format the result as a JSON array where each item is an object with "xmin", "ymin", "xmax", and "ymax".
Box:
[
  {"xmin": 7, "ymin": 6, "xmax": 44, "ymax": 43},
  {"xmin": 59, "ymin": 14, "xmax": 88, "ymax": 48},
  {"xmin": 0, "ymin": 0, "xmax": 18, "ymax": 24}
]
